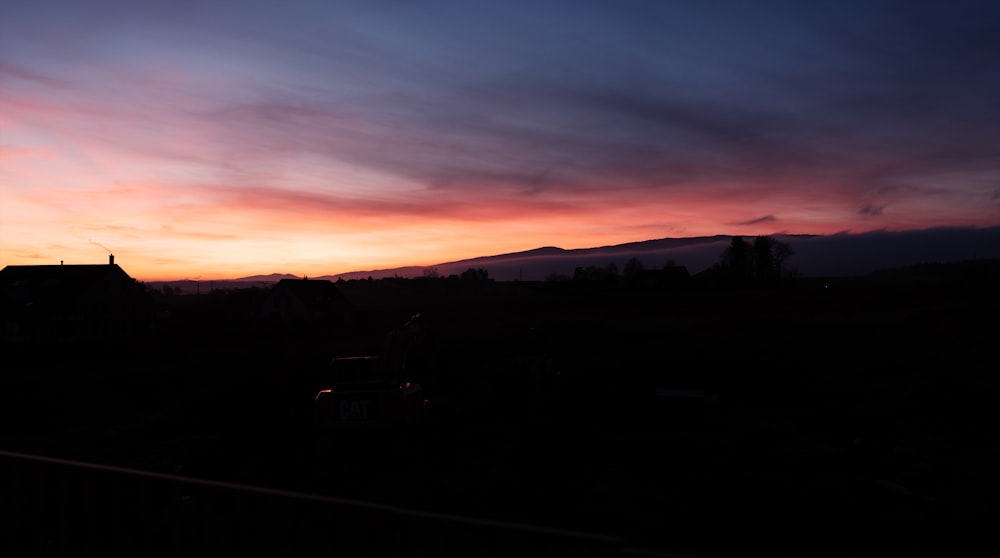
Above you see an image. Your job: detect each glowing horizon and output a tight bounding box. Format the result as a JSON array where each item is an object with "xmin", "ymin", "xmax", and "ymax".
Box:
[{"xmin": 3, "ymin": 1, "xmax": 999, "ymax": 281}]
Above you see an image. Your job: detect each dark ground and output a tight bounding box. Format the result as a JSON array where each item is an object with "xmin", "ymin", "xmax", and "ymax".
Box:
[{"xmin": 3, "ymin": 276, "xmax": 998, "ymax": 555}]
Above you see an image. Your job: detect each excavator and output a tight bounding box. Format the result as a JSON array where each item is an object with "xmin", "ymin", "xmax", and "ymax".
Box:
[{"xmin": 313, "ymin": 314, "xmax": 436, "ymax": 432}]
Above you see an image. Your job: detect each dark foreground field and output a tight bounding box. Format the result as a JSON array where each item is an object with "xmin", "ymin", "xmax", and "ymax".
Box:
[{"xmin": 2, "ymin": 277, "xmax": 998, "ymax": 556}]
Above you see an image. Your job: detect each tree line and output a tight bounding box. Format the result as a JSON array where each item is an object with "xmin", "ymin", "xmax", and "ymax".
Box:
[
  {"xmin": 708, "ymin": 235, "xmax": 796, "ymax": 284},
  {"xmin": 544, "ymin": 235, "xmax": 795, "ymax": 286}
]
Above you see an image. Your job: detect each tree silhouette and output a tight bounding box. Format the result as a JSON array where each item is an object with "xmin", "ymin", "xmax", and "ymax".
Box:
[
  {"xmin": 453, "ymin": 268, "xmax": 490, "ymax": 294},
  {"xmin": 720, "ymin": 236, "xmax": 752, "ymax": 281},
  {"xmin": 624, "ymin": 257, "xmax": 645, "ymax": 284},
  {"xmin": 754, "ymin": 235, "xmax": 794, "ymax": 282},
  {"xmin": 772, "ymin": 238, "xmax": 795, "ymax": 278},
  {"xmin": 715, "ymin": 235, "xmax": 794, "ymax": 284},
  {"xmin": 460, "ymin": 267, "xmax": 488, "ymax": 283},
  {"xmin": 573, "ymin": 264, "xmax": 619, "ymax": 283},
  {"xmin": 754, "ymin": 235, "xmax": 776, "ymax": 281}
]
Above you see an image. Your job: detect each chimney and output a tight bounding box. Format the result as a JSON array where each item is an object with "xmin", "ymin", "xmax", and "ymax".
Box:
[{"xmin": 109, "ymin": 253, "xmax": 115, "ymax": 266}]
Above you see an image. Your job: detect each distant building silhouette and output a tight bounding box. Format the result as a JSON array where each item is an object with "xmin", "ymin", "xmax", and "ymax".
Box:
[
  {"xmin": 0, "ymin": 255, "xmax": 153, "ymax": 346},
  {"xmin": 259, "ymin": 278, "xmax": 354, "ymax": 328}
]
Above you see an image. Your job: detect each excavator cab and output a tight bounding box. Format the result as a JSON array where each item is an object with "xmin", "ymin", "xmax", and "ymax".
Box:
[{"xmin": 313, "ymin": 316, "xmax": 434, "ymax": 431}]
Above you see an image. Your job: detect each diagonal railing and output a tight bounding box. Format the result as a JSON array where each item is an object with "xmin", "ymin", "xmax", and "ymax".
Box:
[{"xmin": 0, "ymin": 448, "xmax": 677, "ymax": 558}]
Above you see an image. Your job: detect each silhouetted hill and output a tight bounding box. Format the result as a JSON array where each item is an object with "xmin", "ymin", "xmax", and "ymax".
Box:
[
  {"xmin": 233, "ymin": 273, "xmax": 300, "ymax": 282},
  {"xmin": 781, "ymin": 226, "xmax": 1000, "ymax": 278},
  {"xmin": 320, "ymin": 226, "xmax": 1000, "ymax": 282},
  {"xmin": 139, "ymin": 225, "xmax": 1000, "ymax": 287},
  {"xmin": 319, "ymin": 235, "xmax": 740, "ymax": 281},
  {"xmin": 317, "ymin": 266, "xmax": 426, "ymax": 282}
]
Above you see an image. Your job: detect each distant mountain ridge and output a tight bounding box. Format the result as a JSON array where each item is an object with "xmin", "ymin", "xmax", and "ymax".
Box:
[
  {"xmin": 317, "ymin": 234, "xmax": 746, "ymax": 282},
  {"xmin": 232, "ymin": 273, "xmax": 300, "ymax": 282},
  {"xmin": 460, "ymin": 235, "xmax": 743, "ymax": 261},
  {"xmin": 317, "ymin": 226, "xmax": 1000, "ymax": 282},
  {"xmin": 144, "ymin": 226, "xmax": 1000, "ymax": 290}
]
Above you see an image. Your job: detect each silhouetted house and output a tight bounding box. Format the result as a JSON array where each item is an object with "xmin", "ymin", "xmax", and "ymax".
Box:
[
  {"xmin": 0, "ymin": 255, "xmax": 153, "ymax": 346},
  {"xmin": 259, "ymin": 278, "xmax": 354, "ymax": 328}
]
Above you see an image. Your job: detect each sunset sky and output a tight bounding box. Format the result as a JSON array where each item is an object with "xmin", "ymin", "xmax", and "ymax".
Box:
[{"xmin": 2, "ymin": 0, "xmax": 999, "ymax": 281}]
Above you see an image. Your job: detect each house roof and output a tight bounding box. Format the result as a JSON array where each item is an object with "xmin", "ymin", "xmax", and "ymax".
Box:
[
  {"xmin": 0, "ymin": 263, "xmax": 139, "ymax": 313},
  {"xmin": 270, "ymin": 278, "xmax": 353, "ymax": 310}
]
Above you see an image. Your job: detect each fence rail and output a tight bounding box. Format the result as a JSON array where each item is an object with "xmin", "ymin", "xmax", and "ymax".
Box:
[{"xmin": 0, "ymin": 448, "xmax": 659, "ymax": 558}]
